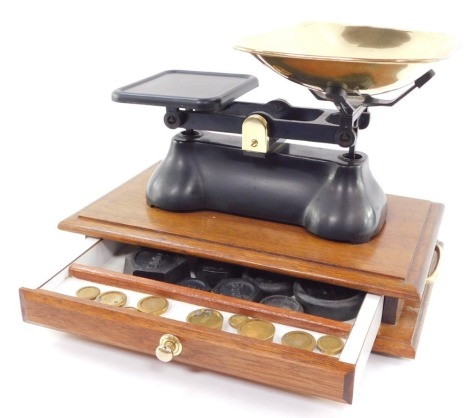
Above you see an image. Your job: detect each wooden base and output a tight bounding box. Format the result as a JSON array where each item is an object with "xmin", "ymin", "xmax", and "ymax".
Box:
[
  {"xmin": 57, "ymin": 164, "xmax": 442, "ymax": 358},
  {"xmin": 60, "ymin": 165, "xmax": 442, "ymax": 301},
  {"xmin": 19, "ymin": 163, "xmax": 443, "ymax": 402}
]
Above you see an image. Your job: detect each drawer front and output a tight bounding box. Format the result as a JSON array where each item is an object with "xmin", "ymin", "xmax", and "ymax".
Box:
[
  {"xmin": 20, "ymin": 239, "xmax": 383, "ymax": 404},
  {"xmin": 20, "ymin": 289, "xmax": 355, "ymax": 402}
]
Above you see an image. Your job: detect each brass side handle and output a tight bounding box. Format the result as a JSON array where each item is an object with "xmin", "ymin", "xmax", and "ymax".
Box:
[
  {"xmin": 156, "ymin": 334, "xmax": 182, "ymax": 362},
  {"xmin": 426, "ymin": 241, "xmax": 443, "ymax": 284}
]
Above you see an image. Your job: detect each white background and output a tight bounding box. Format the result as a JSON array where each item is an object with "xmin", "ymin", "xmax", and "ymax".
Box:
[{"xmin": 2, "ymin": 1, "xmax": 468, "ymax": 417}]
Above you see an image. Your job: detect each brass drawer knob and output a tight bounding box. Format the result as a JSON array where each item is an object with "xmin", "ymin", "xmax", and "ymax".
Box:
[{"xmin": 156, "ymin": 334, "xmax": 182, "ymax": 362}]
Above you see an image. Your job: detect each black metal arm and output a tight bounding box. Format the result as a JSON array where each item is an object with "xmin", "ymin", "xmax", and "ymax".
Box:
[{"xmin": 164, "ymin": 99, "xmax": 370, "ymax": 148}]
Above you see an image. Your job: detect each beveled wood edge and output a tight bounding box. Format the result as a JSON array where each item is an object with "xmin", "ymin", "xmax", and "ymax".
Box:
[
  {"xmin": 405, "ymin": 203, "xmax": 444, "ymax": 297},
  {"xmin": 59, "ymin": 216, "xmax": 422, "ymax": 302},
  {"xmin": 19, "ymin": 287, "xmax": 355, "ymax": 403},
  {"xmin": 68, "ymin": 263, "xmax": 352, "ymax": 337},
  {"xmin": 372, "ymin": 282, "xmax": 435, "ymax": 358},
  {"xmin": 410, "ymin": 281, "xmax": 434, "ymax": 355}
]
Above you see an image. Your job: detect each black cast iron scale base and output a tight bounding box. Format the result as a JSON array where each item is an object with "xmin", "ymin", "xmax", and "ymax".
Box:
[
  {"xmin": 147, "ymin": 131, "xmax": 387, "ymax": 244},
  {"xmin": 112, "ymin": 69, "xmax": 434, "ymax": 244}
]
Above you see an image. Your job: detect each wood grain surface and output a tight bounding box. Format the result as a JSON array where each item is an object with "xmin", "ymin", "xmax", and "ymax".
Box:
[
  {"xmin": 59, "ymin": 165, "xmax": 443, "ymax": 301},
  {"xmin": 20, "ymin": 287, "xmax": 355, "ymax": 403},
  {"xmin": 20, "ymin": 163, "xmax": 444, "ymax": 401}
]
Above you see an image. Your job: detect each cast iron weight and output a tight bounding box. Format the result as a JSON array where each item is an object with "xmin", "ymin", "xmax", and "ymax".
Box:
[
  {"xmin": 293, "ymin": 280, "xmax": 365, "ymax": 321},
  {"xmin": 124, "ymin": 247, "xmax": 190, "ymax": 283},
  {"xmin": 212, "ymin": 278, "xmax": 263, "ymax": 302},
  {"xmin": 242, "ymin": 268, "xmax": 294, "ymax": 297},
  {"xmin": 196, "ymin": 259, "xmax": 242, "ymax": 287}
]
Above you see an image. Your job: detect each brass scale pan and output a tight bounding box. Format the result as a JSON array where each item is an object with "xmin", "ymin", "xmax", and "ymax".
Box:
[{"xmin": 234, "ymin": 22, "xmax": 457, "ymax": 97}]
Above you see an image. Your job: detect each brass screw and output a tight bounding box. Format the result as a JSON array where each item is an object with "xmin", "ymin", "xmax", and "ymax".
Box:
[{"xmin": 251, "ymin": 139, "xmax": 258, "ymax": 147}]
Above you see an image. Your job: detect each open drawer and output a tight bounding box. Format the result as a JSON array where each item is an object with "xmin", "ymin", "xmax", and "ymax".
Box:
[{"xmin": 20, "ymin": 238, "xmax": 383, "ymax": 404}]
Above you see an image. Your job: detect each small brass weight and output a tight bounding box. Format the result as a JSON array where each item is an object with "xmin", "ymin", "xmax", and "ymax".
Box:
[{"xmin": 156, "ymin": 334, "xmax": 183, "ymax": 362}]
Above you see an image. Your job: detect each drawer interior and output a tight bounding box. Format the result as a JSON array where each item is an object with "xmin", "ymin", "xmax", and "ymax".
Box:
[{"xmin": 21, "ymin": 238, "xmax": 383, "ymax": 403}]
